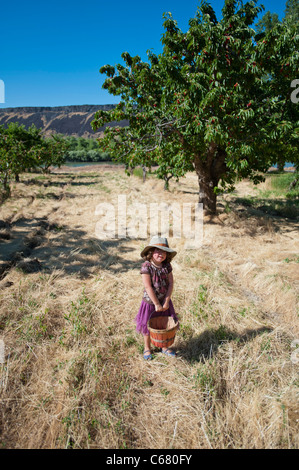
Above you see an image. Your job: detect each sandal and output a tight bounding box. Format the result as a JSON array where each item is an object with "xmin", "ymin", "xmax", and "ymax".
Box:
[
  {"xmin": 161, "ymin": 348, "xmax": 176, "ymax": 357},
  {"xmin": 143, "ymin": 350, "xmax": 152, "ymax": 360}
]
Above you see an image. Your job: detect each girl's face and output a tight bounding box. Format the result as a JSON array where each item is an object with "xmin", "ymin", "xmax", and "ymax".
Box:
[{"xmin": 152, "ymin": 248, "xmax": 167, "ymax": 264}]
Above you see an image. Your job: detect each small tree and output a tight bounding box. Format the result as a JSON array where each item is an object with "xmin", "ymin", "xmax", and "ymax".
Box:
[
  {"xmin": 0, "ymin": 132, "xmax": 22, "ymax": 198},
  {"xmin": 1, "ymin": 123, "xmax": 43, "ymax": 181},
  {"xmin": 32, "ymin": 135, "xmax": 68, "ymax": 173},
  {"xmin": 153, "ymin": 142, "xmax": 194, "ymax": 190},
  {"xmin": 0, "ymin": 124, "xmax": 68, "ymax": 200},
  {"xmin": 92, "ymin": 0, "xmax": 298, "ymax": 213}
]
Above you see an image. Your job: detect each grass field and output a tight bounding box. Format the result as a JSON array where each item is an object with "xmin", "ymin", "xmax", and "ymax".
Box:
[{"xmin": 0, "ymin": 166, "xmax": 298, "ymax": 449}]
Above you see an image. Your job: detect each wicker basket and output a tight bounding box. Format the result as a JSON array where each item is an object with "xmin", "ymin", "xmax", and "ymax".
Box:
[{"xmin": 148, "ymin": 315, "xmax": 179, "ymax": 348}]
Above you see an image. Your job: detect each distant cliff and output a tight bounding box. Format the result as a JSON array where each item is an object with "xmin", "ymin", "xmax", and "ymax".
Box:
[{"xmin": 0, "ymin": 104, "xmax": 129, "ymax": 138}]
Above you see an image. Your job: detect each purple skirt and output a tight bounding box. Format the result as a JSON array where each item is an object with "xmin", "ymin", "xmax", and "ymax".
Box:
[{"xmin": 135, "ymin": 299, "xmax": 179, "ymax": 336}]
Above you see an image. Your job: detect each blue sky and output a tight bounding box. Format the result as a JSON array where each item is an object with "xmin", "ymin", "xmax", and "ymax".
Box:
[{"xmin": 0, "ymin": 0, "xmax": 287, "ymax": 108}]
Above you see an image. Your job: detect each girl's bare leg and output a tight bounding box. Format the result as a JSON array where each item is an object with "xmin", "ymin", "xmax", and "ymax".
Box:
[{"xmin": 143, "ymin": 334, "xmax": 151, "ymax": 352}]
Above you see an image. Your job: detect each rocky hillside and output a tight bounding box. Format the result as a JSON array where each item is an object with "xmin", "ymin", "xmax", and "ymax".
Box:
[{"xmin": 0, "ymin": 104, "xmax": 129, "ymax": 138}]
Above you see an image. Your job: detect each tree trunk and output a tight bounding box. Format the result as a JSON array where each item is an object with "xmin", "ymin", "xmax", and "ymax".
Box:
[
  {"xmin": 1, "ymin": 173, "xmax": 11, "ymax": 200},
  {"xmin": 197, "ymin": 175, "xmax": 217, "ymax": 213},
  {"xmin": 193, "ymin": 143, "xmax": 227, "ymax": 214},
  {"xmin": 277, "ymin": 160, "xmax": 285, "ymax": 172},
  {"xmin": 142, "ymin": 165, "xmax": 147, "ymax": 183},
  {"xmin": 289, "ymin": 177, "xmax": 298, "ymax": 191},
  {"xmin": 163, "ymin": 174, "xmax": 173, "ymax": 191}
]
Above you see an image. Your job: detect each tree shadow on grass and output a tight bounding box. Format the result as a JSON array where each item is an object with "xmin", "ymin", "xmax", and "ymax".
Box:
[
  {"xmin": 32, "ymin": 234, "xmax": 139, "ymax": 278},
  {"xmin": 0, "ymin": 216, "xmax": 140, "ymax": 282},
  {"xmin": 24, "ymin": 178, "xmax": 103, "ymax": 188},
  {"xmin": 200, "ymin": 199, "xmax": 299, "ymax": 237},
  {"xmin": 230, "ymin": 196, "xmax": 299, "ymax": 221},
  {"xmin": 177, "ymin": 325, "xmax": 273, "ymax": 364}
]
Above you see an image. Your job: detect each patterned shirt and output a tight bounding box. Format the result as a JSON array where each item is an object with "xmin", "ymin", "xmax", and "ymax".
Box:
[{"xmin": 140, "ymin": 261, "xmax": 172, "ymax": 304}]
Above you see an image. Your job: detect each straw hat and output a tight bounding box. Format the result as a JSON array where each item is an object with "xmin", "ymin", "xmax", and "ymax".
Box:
[{"xmin": 140, "ymin": 236, "xmax": 177, "ymax": 260}]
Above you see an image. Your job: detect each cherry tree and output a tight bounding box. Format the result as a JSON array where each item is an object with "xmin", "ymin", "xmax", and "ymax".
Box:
[{"xmin": 92, "ymin": 0, "xmax": 298, "ymax": 213}]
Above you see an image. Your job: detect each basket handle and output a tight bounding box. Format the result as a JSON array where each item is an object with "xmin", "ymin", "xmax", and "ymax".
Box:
[
  {"xmin": 148, "ymin": 305, "xmax": 170, "ymax": 324},
  {"xmin": 148, "ymin": 309, "xmax": 156, "ymax": 322}
]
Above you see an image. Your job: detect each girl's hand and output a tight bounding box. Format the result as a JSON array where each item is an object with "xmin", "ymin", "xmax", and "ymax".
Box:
[
  {"xmin": 162, "ymin": 300, "xmax": 170, "ymax": 311},
  {"xmin": 155, "ymin": 303, "xmax": 163, "ymax": 312}
]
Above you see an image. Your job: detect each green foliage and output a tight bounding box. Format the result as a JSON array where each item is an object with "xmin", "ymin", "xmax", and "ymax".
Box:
[
  {"xmin": 92, "ymin": 0, "xmax": 299, "ymax": 212},
  {"xmin": 269, "ymin": 172, "xmax": 297, "ymax": 191},
  {"xmin": 62, "ymin": 135, "xmax": 111, "ymax": 162},
  {"xmin": 0, "ymin": 123, "xmax": 68, "ymax": 199},
  {"xmin": 254, "ymin": 1, "xmax": 299, "ymax": 171},
  {"xmin": 256, "ymin": 0, "xmax": 299, "ymax": 35},
  {"xmin": 66, "ymin": 149, "xmax": 111, "ymax": 162},
  {"xmin": 285, "ymin": 0, "xmax": 299, "ymax": 26},
  {"xmin": 256, "ymin": 11, "xmax": 280, "ymax": 34},
  {"xmin": 31, "ymin": 134, "xmax": 68, "ymax": 172},
  {"xmin": 235, "ymin": 172, "xmax": 299, "ymax": 218},
  {"xmin": 0, "ymin": 123, "xmax": 41, "ymax": 193},
  {"xmin": 268, "ymin": 171, "xmax": 299, "ymax": 199}
]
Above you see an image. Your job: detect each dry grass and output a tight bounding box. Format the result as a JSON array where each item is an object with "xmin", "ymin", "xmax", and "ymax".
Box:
[{"xmin": 0, "ymin": 167, "xmax": 298, "ymax": 449}]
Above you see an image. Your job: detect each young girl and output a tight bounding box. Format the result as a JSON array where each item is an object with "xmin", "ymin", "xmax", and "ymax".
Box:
[{"xmin": 135, "ymin": 235, "xmax": 179, "ymax": 360}]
